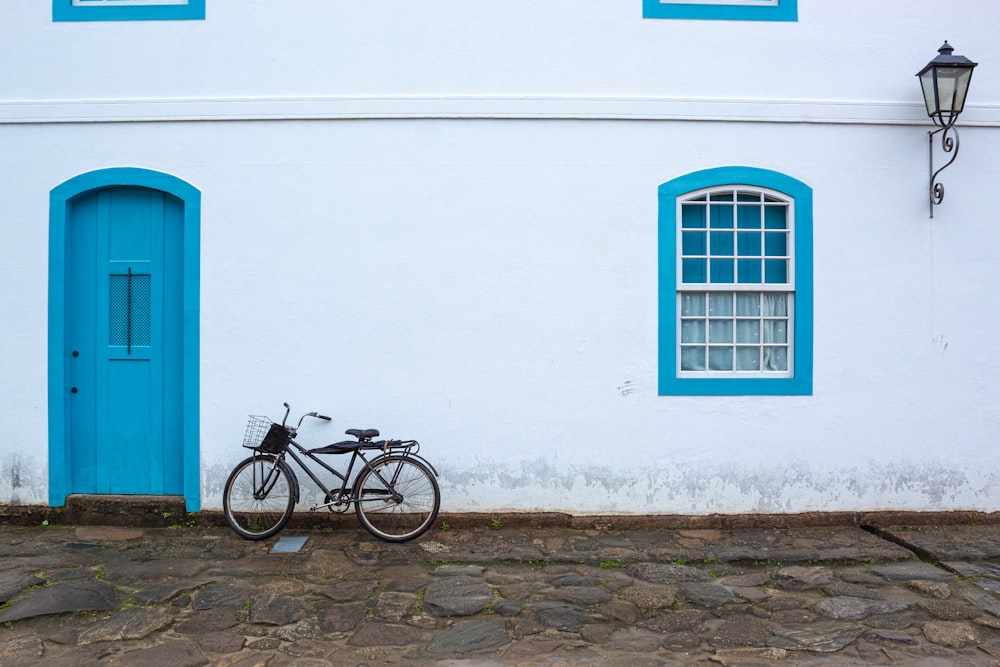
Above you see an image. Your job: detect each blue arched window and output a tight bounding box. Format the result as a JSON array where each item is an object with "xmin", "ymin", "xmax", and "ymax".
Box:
[{"xmin": 658, "ymin": 167, "xmax": 812, "ymax": 395}]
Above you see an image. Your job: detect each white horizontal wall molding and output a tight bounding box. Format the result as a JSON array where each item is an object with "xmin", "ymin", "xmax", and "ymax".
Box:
[{"xmin": 2, "ymin": 95, "xmax": 1000, "ymax": 127}]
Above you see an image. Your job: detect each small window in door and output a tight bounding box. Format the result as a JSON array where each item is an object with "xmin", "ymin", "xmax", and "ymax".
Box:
[{"xmin": 109, "ymin": 272, "xmax": 151, "ymax": 348}]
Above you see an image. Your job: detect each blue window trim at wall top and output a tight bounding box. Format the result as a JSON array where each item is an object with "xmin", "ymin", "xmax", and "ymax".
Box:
[
  {"xmin": 658, "ymin": 166, "xmax": 813, "ymax": 396},
  {"xmin": 643, "ymin": 0, "xmax": 797, "ymax": 22},
  {"xmin": 53, "ymin": 0, "xmax": 205, "ymax": 22}
]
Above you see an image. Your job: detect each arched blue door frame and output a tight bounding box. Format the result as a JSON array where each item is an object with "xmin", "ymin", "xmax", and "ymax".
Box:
[{"xmin": 49, "ymin": 168, "xmax": 201, "ymax": 511}]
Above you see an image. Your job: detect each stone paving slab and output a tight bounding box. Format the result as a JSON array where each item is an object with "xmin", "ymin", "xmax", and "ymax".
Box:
[
  {"xmin": 2, "ymin": 523, "xmax": 1000, "ymax": 664},
  {"xmin": 411, "ymin": 525, "xmax": 916, "ymax": 567},
  {"xmin": 878, "ymin": 524, "xmax": 1000, "ymax": 562}
]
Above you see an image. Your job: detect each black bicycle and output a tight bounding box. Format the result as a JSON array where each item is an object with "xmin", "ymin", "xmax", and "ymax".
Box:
[{"xmin": 223, "ymin": 403, "xmax": 440, "ymax": 542}]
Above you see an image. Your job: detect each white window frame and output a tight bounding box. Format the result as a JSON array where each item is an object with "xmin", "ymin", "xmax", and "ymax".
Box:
[{"xmin": 675, "ymin": 186, "xmax": 795, "ymax": 379}]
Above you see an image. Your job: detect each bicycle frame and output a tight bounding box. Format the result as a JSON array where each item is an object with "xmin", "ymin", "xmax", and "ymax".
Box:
[
  {"xmin": 257, "ymin": 436, "xmax": 437, "ymax": 512},
  {"xmin": 227, "ymin": 404, "xmax": 441, "ymax": 542}
]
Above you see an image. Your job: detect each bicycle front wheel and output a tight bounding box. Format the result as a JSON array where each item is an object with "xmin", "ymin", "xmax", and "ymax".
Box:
[
  {"xmin": 354, "ymin": 455, "xmax": 440, "ymax": 542},
  {"xmin": 223, "ymin": 454, "xmax": 296, "ymax": 540}
]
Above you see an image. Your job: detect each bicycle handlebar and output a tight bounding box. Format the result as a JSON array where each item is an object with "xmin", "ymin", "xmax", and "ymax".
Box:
[{"xmin": 281, "ymin": 403, "xmax": 333, "ymax": 431}]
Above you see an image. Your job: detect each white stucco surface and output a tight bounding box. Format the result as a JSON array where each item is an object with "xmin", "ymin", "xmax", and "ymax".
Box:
[{"xmin": 1, "ymin": 2, "xmax": 998, "ymax": 513}]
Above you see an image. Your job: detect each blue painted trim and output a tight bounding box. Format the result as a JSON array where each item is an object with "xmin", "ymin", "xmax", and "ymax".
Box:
[
  {"xmin": 643, "ymin": 0, "xmax": 796, "ymax": 21},
  {"xmin": 53, "ymin": 0, "xmax": 205, "ymax": 22},
  {"xmin": 658, "ymin": 166, "xmax": 812, "ymax": 396},
  {"xmin": 49, "ymin": 168, "xmax": 201, "ymax": 510}
]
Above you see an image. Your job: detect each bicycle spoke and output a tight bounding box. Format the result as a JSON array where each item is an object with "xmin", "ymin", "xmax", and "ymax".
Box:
[
  {"xmin": 355, "ymin": 456, "xmax": 440, "ymax": 542},
  {"xmin": 223, "ymin": 456, "xmax": 296, "ymax": 540}
]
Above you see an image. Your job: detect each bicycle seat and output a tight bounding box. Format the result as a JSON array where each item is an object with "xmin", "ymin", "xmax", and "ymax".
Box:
[
  {"xmin": 309, "ymin": 438, "xmax": 389, "ymax": 455},
  {"xmin": 309, "ymin": 439, "xmax": 362, "ymax": 454},
  {"xmin": 346, "ymin": 428, "xmax": 379, "ymax": 440}
]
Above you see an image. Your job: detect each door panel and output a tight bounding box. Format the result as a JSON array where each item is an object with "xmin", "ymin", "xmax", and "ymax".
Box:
[{"xmin": 68, "ymin": 186, "xmax": 183, "ymax": 495}]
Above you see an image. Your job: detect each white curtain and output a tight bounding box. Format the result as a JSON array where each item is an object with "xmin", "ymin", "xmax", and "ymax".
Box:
[{"xmin": 761, "ymin": 294, "xmax": 788, "ymax": 371}]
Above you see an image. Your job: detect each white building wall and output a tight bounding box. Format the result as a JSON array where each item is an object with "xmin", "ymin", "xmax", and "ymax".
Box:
[{"xmin": 1, "ymin": 2, "xmax": 999, "ymax": 513}]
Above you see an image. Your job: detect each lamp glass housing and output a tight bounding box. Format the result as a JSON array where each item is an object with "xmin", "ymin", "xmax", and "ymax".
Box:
[{"xmin": 917, "ymin": 42, "xmax": 977, "ymax": 128}]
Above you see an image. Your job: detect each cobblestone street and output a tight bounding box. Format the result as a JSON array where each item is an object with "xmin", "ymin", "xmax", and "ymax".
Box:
[{"xmin": 3, "ymin": 520, "xmax": 1000, "ymax": 665}]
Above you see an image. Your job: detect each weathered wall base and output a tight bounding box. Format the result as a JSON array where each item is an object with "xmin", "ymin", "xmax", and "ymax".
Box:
[{"xmin": 1, "ymin": 497, "xmax": 996, "ymax": 531}]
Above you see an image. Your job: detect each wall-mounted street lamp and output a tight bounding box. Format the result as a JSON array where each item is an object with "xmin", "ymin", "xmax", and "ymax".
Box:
[{"xmin": 917, "ymin": 41, "xmax": 977, "ymax": 218}]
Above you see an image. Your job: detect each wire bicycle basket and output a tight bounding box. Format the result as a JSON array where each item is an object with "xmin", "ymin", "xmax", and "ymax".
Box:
[{"xmin": 243, "ymin": 416, "xmax": 289, "ymax": 453}]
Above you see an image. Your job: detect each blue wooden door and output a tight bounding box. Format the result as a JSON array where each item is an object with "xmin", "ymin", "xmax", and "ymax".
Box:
[{"xmin": 67, "ymin": 187, "xmax": 184, "ymax": 495}]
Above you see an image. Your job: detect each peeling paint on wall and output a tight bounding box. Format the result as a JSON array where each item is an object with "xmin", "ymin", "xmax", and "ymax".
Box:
[
  {"xmin": 0, "ymin": 453, "xmax": 45, "ymax": 506},
  {"xmin": 428, "ymin": 457, "xmax": 995, "ymax": 515}
]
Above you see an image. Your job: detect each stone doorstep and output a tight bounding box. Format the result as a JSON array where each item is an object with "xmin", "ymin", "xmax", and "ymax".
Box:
[{"xmin": 2, "ymin": 499, "xmax": 1000, "ymax": 531}]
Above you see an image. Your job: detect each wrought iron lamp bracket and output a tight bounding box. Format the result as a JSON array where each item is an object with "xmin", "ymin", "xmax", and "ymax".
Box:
[{"xmin": 928, "ymin": 124, "xmax": 960, "ymax": 219}]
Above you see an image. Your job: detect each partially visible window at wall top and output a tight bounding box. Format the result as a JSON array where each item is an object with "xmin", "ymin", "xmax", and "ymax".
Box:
[
  {"xmin": 54, "ymin": 0, "xmax": 205, "ymax": 22},
  {"xmin": 643, "ymin": 0, "xmax": 797, "ymax": 21}
]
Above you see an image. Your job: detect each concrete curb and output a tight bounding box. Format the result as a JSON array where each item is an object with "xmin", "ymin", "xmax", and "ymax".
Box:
[{"xmin": 1, "ymin": 497, "xmax": 998, "ymax": 530}]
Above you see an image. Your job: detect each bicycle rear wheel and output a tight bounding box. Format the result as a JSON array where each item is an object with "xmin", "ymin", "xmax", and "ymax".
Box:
[
  {"xmin": 223, "ymin": 454, "xmax": 296, "ymax": 540},
  {"xmin": 354, "ymin": 455, "xmax": 440, "ymax": 542}
]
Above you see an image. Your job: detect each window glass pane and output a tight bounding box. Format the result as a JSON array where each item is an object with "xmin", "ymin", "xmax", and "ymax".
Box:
[
  {"xmin": 764, "ymin": 232, "xmax": 787, "ymax": 257},
  {"xmin": 682, "ymin": 259, "xmax": 707, "ymax": 283},
  {"xmin": 762, "ymin": 293, "xmax": 787, "ymax": 316},
  {"xmin": 710, "ymin": 231, "xmax": 733, "ymax": 256},
  {"xmin": 681, "ymin": 346, "xmax": 706, "ymax": 371},
  {"xmin": 709, "ymin": 205, "xmax": 734, "ymax": 229},
  {"xmin": 775, "ymin": 320, "xmax": 787, "ymax": 343},
  {"xmin": 736, "ymin": 191, "xmax": 761, "ymax": 203},
  {"xmin": 735, "ymin": 347, "xmax": 761, "ymax": 370},
  {"xmin": 708, "ymin": 293, "xmax": 732, "ymax": 316},
  {"xmin": 709, "ymin": 320, "xmax": 733, "ymax": 343},
  {"xmin": 681, "ymin": 204, "xmax": 706, "ymax": 229},
  {"xmin": 764, "ymin": 205, "xmax": 787, "ymax": 229},
  {"xmin": 681, "ymin": 320, "xmax": 705, "ymax": 343},
  {"xmin": 737, "ymin": 259, "xmax": 760, "ymax": 283},
  {"xmin": 736, "ymin": 205, "xmax": 761, "ymax": 229},
  {"xmin": 763, "ymin": 347, "xmax": 788, "ymax": 371},
  {"xmin": 735, "ymin": 293, "xmax": 759, "ymax": 316},
  {"xmin": 681, "ymin": 293, "xmax": 705, "ymax": 316},
  {"xmin": 708, "ymin": 347, "xmax": 733, "ymax": 371},
  {"xmin": 736, "ymin": 319, "xmax": 760, "ymax": 343},
  {"xmin": 764, "ymin": 259, "xmax": 787, "ymax": 283},
  {"xmin": 737, "ymin": 231, "xmax": 761, "ymax": 256},
  {"xmin": 709, "ymin": 192, "xmax": 734, "ymax": 202},
  {"xmin": 763, "ymin": 319, "xmax": 787, "ymax": 344},
  {"xmin": 682, "ymin": 231, "xmax": 706, "ymax": 255},
  {"xmin": 710, "ymin": 258, "xmax": 734, "ymax": 283}
]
